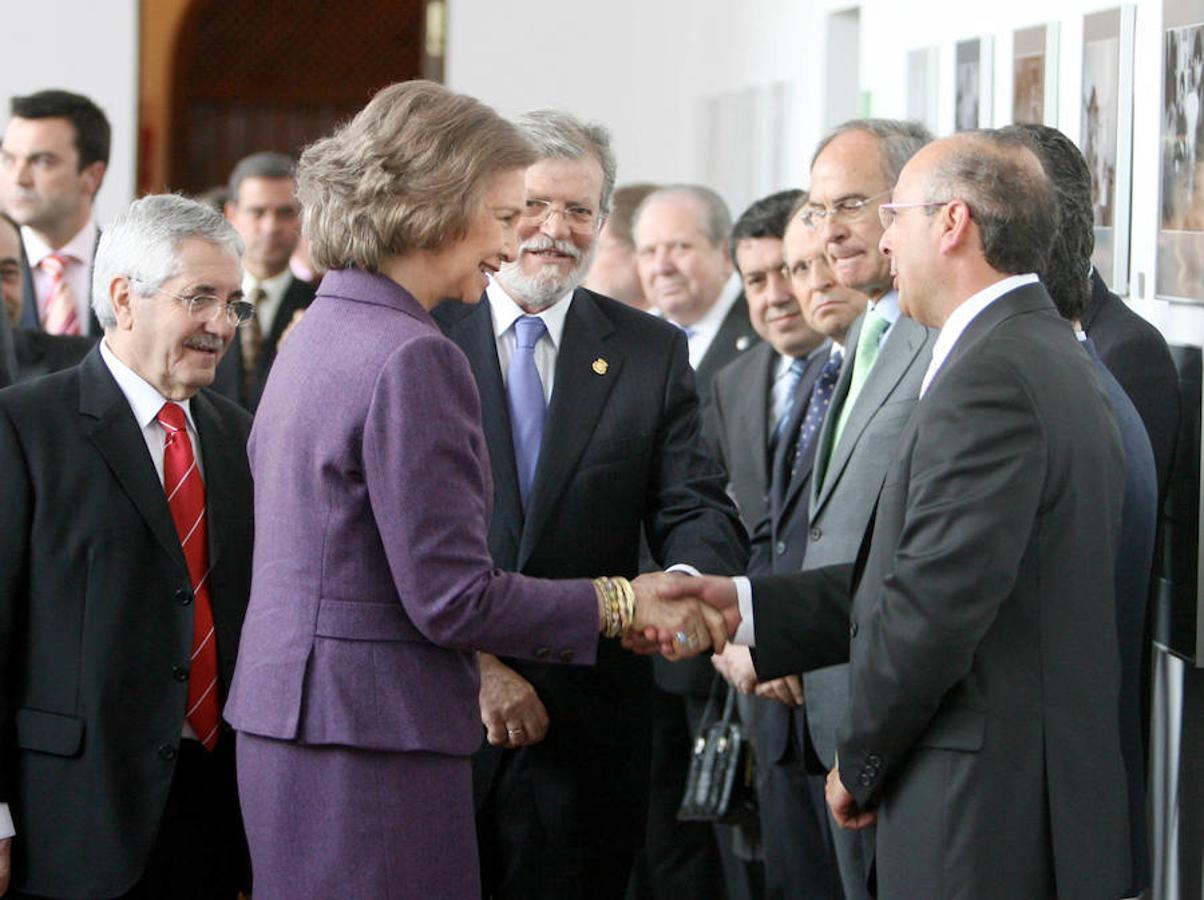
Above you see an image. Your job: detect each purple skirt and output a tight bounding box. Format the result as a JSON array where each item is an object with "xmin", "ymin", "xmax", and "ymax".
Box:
[{"xmin": 237, "ymin": 731, "xmax": 480, "ymax": 899}]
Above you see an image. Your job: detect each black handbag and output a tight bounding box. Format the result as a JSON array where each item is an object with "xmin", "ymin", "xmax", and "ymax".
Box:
[{"xmin": 677, "ymin": 676, "xmax": 758, "ymax": 824}]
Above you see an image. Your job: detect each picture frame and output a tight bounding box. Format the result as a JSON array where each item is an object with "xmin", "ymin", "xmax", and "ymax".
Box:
[
  {"xmin": 1082, "ymin": 6, "xmax": 1137, "ymax": 295},
  {"xmin": 1012, "ymin": 23, "xmax": 1060, "ymax": 125},
  {"xmin": 1157, "ymin": 0, "xmax": 1204, "ymax": 303},
  {"xmin": 955, "ymin": 37, "xmax": 994, "ymax": 131}
]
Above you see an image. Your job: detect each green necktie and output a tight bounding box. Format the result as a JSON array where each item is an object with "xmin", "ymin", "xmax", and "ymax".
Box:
[{"xmin": 823, "ymin": 307, "xmax": 890, "ymax": 477}]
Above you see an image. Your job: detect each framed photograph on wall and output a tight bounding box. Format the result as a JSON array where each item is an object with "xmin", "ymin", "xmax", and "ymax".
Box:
[
  {"xmin": 1082, "ymin": 6, "xmax": 1136, "ymax": 295},
  {"xmin": 955, "ymin": 37, "xmax": 994, "ymax": 131},
  {"xmin": 1013, "ymin": 23, "xmax": 1060, "ymax": 125},
  {"xmin": 908, "ymin": 46, "xmax": 940, "ymax": 134},
  {"xmin": 1158, "ymin": 0, "xmax": 1204, "ymax": 302}
]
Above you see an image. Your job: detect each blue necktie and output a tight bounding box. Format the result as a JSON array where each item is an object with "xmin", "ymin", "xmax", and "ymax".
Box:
[
  {"xmin": 771, "ymin": 358, "xmax": 808, "ymax": 450},
  {"xmin": 773, "ymin": 349, "xmax": 843, "ymax": 508},
  {"xmin": 508, "ymin": 316, "xmax": 548, "ymax": 508}
]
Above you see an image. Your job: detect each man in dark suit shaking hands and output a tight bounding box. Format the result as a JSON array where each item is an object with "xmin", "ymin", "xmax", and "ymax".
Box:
[
  {"xmin": 662, "ymin": 132, "xmax": 1133, "ymax": 899},
  {"xmin": 0, "ymin": 194, "xmax": 254, "ymax": 898},
  {"xmin": 433, "ymin": 110, "xmax": 747, "ymax": 900}
]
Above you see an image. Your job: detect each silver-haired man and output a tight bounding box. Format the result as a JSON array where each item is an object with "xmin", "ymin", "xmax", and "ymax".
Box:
[
  {"xmin": 0, "ymin": 194, "xmax": 255, "ymax": 897},
  {"xmin": 433, "ymin": 110, "xmax": 747, "ymax": 899}
]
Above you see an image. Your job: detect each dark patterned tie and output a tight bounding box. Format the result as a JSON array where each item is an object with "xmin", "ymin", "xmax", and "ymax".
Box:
[{"xmin": 773, "ymin": 349, "xmax": 843, "ymax": 509}]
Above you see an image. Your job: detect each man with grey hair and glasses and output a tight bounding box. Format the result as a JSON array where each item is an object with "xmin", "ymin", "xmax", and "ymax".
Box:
[
  {"xmin": 0, "ymin": 193, "xmax": 254, "ymax": 898},
  {"xmin": 434, "ymin": 110, "xmax": 747, "ymax": 900},
  {"xmin": 752, "ymin": 118, "xmax": 936, "ymax": 900}
]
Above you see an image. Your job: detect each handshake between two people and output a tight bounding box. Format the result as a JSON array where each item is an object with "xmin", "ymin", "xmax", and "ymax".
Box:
[{"xmin": 623, "ymin": 573, "xmax": 741, "ymax": 659}]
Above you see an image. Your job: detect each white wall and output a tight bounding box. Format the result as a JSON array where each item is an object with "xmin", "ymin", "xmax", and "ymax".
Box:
[
  {"xmin": 449, "ymin": 0, "xmax": 1201, "ymax": 350},
  {"xmin": 0, "ymin": 0, "xmax": 139, "ymax": 228}
]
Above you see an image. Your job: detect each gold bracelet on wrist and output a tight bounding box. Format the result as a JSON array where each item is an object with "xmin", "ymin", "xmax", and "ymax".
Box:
[{"xmin": 594, "ymin": 576, "xmax": 635, "ymax": 638}]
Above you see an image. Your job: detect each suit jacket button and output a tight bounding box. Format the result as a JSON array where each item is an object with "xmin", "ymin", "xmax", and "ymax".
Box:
[
  {"xmin": 560, "ymin": 650, "xmax": 575, "ymax": 663},
  {"xmin": 174, "ymin": 589, "xmax": 192, "ymax": 606},
  {"xmin": 535, "ymin": 648, "xmax": 552, "ymax": 660},
  {"xmin": 158, "ymin": 743, "xmax": 177, "ymax": 761},
  {"xmin": 849, "ymin": 621, "xmax": 858, "ymax": 638},
  {"xmin": 859, "ymin": 771, "xmax": 873, "ymax": 786},
  {"xmin": 775, "ymin": 541, "xmax": 786, "ymax": 555},
  {"xmin": 172, "ymin": 664, "xmax": 189, "ymax": 682},
  {"xmin": 809, "ymin": 527, "xmax": 822, "ymax": 541},
  {"xmin": 867, "ymin": 754, "xmax": 882, "ymax": 766}
]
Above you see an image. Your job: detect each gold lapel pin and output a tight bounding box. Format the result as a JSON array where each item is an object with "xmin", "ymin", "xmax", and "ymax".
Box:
[{"xmin": 592, "ymin": 358, "xmax": 609, "ymax": 375}]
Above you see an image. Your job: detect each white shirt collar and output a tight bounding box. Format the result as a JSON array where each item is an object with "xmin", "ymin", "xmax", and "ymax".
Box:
[
  {"xmin": 99, "ymin": 337, "xmax": 197, "ymax": 433},
  {"xmin": 22, "ymin": 219, "xmax": 98, "ymax": 267},
  {"xmin": 486, "ymin": 277, "xmax": 574, "ymax": 348},
  {"xmin": 919, "ymin": 273, "xmax": 1039, "ymax": 398}
]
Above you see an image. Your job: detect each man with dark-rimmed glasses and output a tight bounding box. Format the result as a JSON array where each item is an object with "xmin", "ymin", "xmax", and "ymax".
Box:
[{"xmin": 0, "ymin": 193, "xmax": 254, "ymax": 898}]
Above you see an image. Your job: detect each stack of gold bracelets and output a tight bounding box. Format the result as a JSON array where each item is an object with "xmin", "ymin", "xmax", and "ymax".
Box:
[{"xmin": 595, "ymin": 576, "xmax": 636, "ymax": 638}]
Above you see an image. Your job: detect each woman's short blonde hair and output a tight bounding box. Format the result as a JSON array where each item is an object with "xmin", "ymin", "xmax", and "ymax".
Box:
[{"xmin": 297, "ymin": 80, "xmax": 536, "ymax": 272}]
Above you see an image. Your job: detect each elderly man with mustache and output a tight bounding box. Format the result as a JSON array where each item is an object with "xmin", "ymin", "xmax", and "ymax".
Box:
[{"xmin": 433, "ymin": 110, "xmax": 748, "ymax": 900}]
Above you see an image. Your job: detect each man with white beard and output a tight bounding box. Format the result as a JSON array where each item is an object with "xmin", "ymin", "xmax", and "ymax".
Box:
[{"xmin": 433, "ymin": 110, "xmax": 748, "ymax": 900}]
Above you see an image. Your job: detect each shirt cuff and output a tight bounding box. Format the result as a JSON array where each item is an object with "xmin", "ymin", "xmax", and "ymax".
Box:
[
  {"xmin": 0, "ymin": 803, "xmax": 14, "ymax": 839},
  {"xmin": 733, "ymin": 576, "xmax": 755, "ymax": 647},
  {"xmin": 666, "ymin": 563, "xmax": 702, "ymax": 577}
]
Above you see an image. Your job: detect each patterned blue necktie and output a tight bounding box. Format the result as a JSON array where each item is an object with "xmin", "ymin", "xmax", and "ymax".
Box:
[
  {"xmin": 508, "ymin": 316, "xmax": 548, "ymax": 508},
  {"xmin": 773, "ymin": 348, "xmax": 843, "ymax": 507},
  {"xmin": 771, "ymin": 358, "xmax": 808, "ymax": 450}
]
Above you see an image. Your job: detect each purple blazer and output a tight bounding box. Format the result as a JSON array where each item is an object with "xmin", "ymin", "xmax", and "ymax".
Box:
[{"xmin": 224, "ymin": 268, "xmax": 598, "ymax": 757}]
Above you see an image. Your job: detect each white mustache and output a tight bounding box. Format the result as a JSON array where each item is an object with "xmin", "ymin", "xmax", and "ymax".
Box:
[{"xmin": 519, "ymin": 234, "xmax": 580, "ymax": 261}]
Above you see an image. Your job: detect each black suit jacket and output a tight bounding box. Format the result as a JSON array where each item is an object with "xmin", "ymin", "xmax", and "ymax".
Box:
[
  {"xmin": 656, "ymin": 293, "xmax": 760, "ymax": 695},
  {"xmin": 0, "ymin": 348, "xmax": 254, "ymax": 898},
  {"xmin": 712, "ymin": 342, "xmax": 831, "ymax": 766},
  {"xmin": 751, "ymin": 284, "xmax": 1131, "ymax": 899},
  {"xmin": 434, "ymin": 288, "xmax": 748, "ymax": 849},
  {"xmin": 212, "ymin": 275, "xmax": 316, "ymax": 412},
  {"xmin": 1083, "ymin": 268, "xmax": 1179, "ymax": 498}
]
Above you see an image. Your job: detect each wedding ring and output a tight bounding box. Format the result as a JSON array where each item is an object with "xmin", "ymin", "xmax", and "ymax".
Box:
[
  {"xmin": 507, "ymin": 727, "xmax": 524, "ymax": 735},
  {"xmin": 674, "ymin": 630, "xmax": 689, "ymax": 646}
]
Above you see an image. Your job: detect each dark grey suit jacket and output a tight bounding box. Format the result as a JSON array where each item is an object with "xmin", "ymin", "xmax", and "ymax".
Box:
[
  {"xmin": 753, "ymin": 283, "xmax": 1131, "ymax": 899},
  {"xmin": 435, "ymin": 287, "xmax": 748, "ymax": 847},
  {"xmin": 792, "ymin": 310, "xmax": 933, "ymax": 772},
  {"xmin": 0, "ymin": 348, "xmax": 253, "ymax": 898}
]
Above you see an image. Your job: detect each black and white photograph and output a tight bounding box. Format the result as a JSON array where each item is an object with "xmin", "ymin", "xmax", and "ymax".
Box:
[
  {"xmin": 1158, "ymin": 19, "xmax": 1204, "ymax": 300},
  {"xmin": 956, "ymin": 38, "xmax": 982, "ymax": 131},
  {"xmin": 1082, "ymin": 11, "xmax": 1123, "ymax": 287}
]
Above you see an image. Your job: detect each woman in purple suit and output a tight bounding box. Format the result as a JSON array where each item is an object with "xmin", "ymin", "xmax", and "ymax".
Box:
[{"xmin": 223, "ymin": 81, "xmax": 725, "ymax": 899}]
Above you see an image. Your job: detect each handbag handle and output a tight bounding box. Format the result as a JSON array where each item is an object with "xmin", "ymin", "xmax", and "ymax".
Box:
[{"xmin": 699, "ymin": 672, "xmax": 739, "ymax": 729}]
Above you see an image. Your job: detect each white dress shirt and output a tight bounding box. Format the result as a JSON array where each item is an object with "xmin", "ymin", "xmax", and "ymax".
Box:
[
  {"xmin": 919, "ymin": 273, "xmax": 1038, "ymax": 398},
  {"xmin": 662, "ymin": 273, "xmax": 743, "ymax": 370},
  {"xmin": 23, "ymin": 220, "xmax": 98, "ymax": 332},
  {"xmin": 486, "ymin": 278, "xmax": 574, "ymax": 403}
]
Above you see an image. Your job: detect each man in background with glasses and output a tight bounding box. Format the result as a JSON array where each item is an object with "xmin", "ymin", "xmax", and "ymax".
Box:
[
  {"xmin": 0, "ymin": 194, "xmax": 254, "ymax": 898},
  {"xmin": 433, "ymin": 110, "xmax": 747, "ymax": 900},
  {"xmin": 747, "ymin": 119, "xmax": 933, "ymax": 900}
]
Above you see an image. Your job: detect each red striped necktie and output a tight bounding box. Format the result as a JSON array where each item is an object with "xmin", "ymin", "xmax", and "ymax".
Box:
[
  {"xmin": 38, "ymin": 252, "xmax": 81, "ymax": 336},
  {"xmin": 157, "ymin": 402, "xmax": 221, "ymax": 750}
]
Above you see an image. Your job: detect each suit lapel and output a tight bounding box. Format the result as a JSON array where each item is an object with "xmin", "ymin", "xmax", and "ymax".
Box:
[
  {"xmin": 449, "ymin": 300, "xmax": 524, "ymax": 557},
  {"xmin": 775, "ymin": 347, "xmax": 831, "ymax": 521},
  {"xmin": 925, "ymin": 282, "xmax": 1055, "ymax": 398},
  {"xmin": 732, "ymin": 344, "xmax": 777, "ymax": 496},
  {"xmin": 78, "ymin": 349, "xmax": 187, "ymax": 569},
  {"xmin": 518, "ymin": 290, "xmax": 620, "ymax": 569},
  {"xmin": 695, "ymin": 296, "xmax": 757, "ymax": 390},
  {"xmin": 192, "ymin": 390, "xmax": 236, "ymax": 574},
  {"xmin": 812, "ymin": 316, "xmax": 925, "ymax": 518}
]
